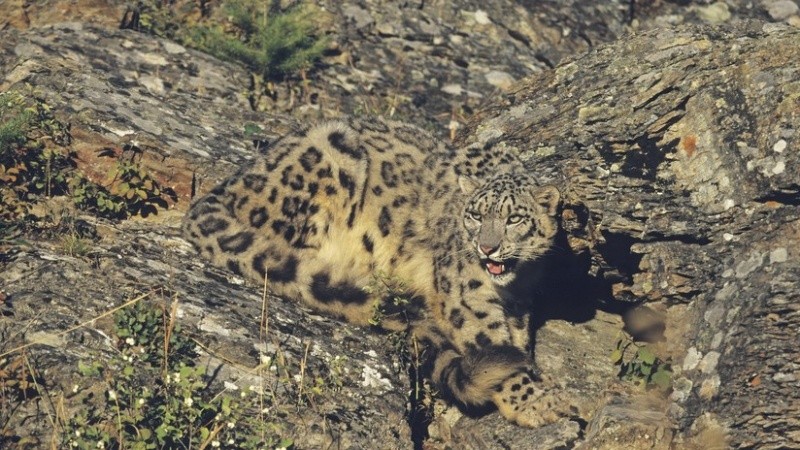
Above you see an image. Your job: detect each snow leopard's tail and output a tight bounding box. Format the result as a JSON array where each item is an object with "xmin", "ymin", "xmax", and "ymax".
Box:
[{"xmin": 414, "ymin": 326, "xmax": 533, "ymax": 409}]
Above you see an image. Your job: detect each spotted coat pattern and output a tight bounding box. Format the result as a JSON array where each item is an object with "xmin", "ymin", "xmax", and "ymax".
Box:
[{"xmin": 183, "ymin": 117, "xmax": 570, "ymax": 427}]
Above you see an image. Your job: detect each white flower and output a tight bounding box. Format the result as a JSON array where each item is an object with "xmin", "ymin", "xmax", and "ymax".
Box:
[
  {"xmin": 107, "ymin": 390, "xmax": 117, "ymax": 401},
  {"xmin": 240, "ymin": 391, "xmax": 246, "ymax": 398},
  {"xmin": 75, "ymin": 430, "xmax": 81, "ymax": 437},
  {"xmin": 125, "ymin": 337, "xmax": 135, "ymax": 346},
  {"xmin": 260, "ymin": 354, "xmax": 272, "ymax": 366},
  {"xmin": 211, "ymin": 441, "xmax": 220, "ymax": 448},
  {"xmin": 184, "ymin": 397, "xmax": 193, "ymax": 407},
  {"xmin": 173, "ymin": 372, "xmax": 181, "ymax": 383},
  {"xmin": 227, "ymin": 439, "xmax": 234, "ymax": 445},
  {"xmin": 227, "ymin": 421, "xmax": 235, "ymax": 428},
  {"xmin": 138, "ymin": 398, "xmax": 145, "ymax": 406},
  {"xmin": 96, "ymin": 441, "xmax": 105, "ymax": 449},
  {"xmin": 72, "ymin": 384, "xmax": 79, "ymax": 393}
]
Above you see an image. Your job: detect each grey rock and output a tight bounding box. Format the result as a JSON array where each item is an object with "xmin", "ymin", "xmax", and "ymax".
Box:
[
  {"xmin": 764, "ymin": 0, "xmax": 800, "ymax": 20},
  {"xmin": 696, "ymin": 2, "xmax": 733, "ymax": 23},
  {"xmin": 484, "ymin": 70, "xmax": 516, "ymax": 90},
  {"xmin": 343, "ymin": 5, "xmax": 375, "ymax": 30}
]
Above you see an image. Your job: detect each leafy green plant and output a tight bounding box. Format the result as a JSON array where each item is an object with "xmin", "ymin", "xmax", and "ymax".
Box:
[
  {"xmin": 121, "ymin": 1, "xmax": 328, "ymax": 114},
  {"xmin": 0, "ymin": 90, "xmax": 175, "ymax": 224},
  {"xmin": 611, "ymin": 336, "xmax": 672, "ymax": 390},
  {"xmin": 0, "ymin": 93, "xmax": 32, "ymax": 150},
  {"xmin": 70, "ymin": 146, "xmax": 177, "ymax": 220},
  {"xmin": 64, "ymin": 301, "xmax": 294, "ymax": 449},
  {"xmin": 0, "ymin": 90, "xmax": 74, "ymax": 222},
  {"xmin": 113, "ymin": 300, "xmax": 198, "ymax": 371},
  {"xmin": 185, "ymin": 1, "xmax": 328, "ymax": 80}
]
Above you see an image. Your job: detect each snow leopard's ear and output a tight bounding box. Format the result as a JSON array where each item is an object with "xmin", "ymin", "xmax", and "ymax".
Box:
[
  {"xmin": 532, "ymin": 185, "xmax": 561, "ymax": 216},
  {"xmin": 458, "ymin": 175, "xmax": 480, "ymax": 195}
]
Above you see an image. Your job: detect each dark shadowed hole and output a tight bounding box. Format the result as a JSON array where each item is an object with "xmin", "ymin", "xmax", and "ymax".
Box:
[{"xmin": 530, "ymin": 228, "xmax": 636, "ymax": 347}]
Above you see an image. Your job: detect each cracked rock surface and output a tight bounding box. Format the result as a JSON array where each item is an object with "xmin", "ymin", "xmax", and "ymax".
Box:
[{"xmin": 460, "ymin": 21, "xmax": 800, "ymax": 449}]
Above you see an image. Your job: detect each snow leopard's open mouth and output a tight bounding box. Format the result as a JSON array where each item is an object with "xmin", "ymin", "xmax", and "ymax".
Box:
[{"xmin": 483, "ymin": 258, "xmax": 518, "ymax": 277}]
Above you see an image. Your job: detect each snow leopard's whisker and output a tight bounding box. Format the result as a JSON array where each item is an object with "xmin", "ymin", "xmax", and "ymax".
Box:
[{"xmin": 434, "ymin": 247, "xmax": 474, "ymax": 264}]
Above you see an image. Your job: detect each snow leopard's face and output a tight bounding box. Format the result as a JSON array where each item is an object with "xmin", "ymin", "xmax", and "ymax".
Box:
[{"xmin": 461, "ymin": 172, "xmax": 560, "ymax": 286}]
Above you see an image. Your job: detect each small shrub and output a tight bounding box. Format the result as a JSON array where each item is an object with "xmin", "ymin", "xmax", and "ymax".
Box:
[
  {"xmin": 0, "ymin": 94, "xmax": 31, "ymax": 149},
  {"xmin": 611, "ymin": 336, "xmax": 672, "ymax": 390},
  {"xmin": 0, "ymin": 90, "xmax": 175, "ymax": 224},
  {"xmin": 0, "ymin": 90, "xmax": 74, "ymax": 222},
  {"xmin": 71, "ymin": 148, "xmax": 177, "ymax": 220},
  {"xmin": 60, "ymin": 234, "xmax": 92, "ymax": 257},
  {"xmin": 185, "ymin": 1, "xmax": 328, "ymax": 80},
  {"xmin": 64, "ymin": 301, "xmax": 294, "ymax": 449},
  {"xmin": 113, "ymin": 300, "xmax": 198, "ymax": 371}
]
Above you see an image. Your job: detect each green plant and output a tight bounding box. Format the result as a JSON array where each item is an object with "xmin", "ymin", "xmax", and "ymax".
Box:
[
  {"xmin": 185, "ymin": 1, "xmax": 328, "ymax": 80},
  {"xmin": 60, "ymin": 234, "xmax": 92, "ymax": 257},
  {"xmin": 64, "ymin": 300, "xmax": 295, "ymax": 449},
  {"xmin": 611, "ymin": 336, "xmax": 672, "ymax": 390},
  {"xmin": 113, "ymin": 300, "xmax": 197, "ymax": 371},
  {"xmin": 0, "ymin": 93, "xmax": 32, "ymax": 150},
  {"xmin": 69, "ymin": 175, "xmax": 125, "ymax": 218},
  {"xmin": 70, "ymin": 147, "xmax": 177, "ymax": 220},
  {"xmin": 0, "ymin": 90, "xmax": 74, "ymax": 222},
  {"xmin": 363, "ymin": 272, "xmax": 411, "ymax": 327},
  {"xmin": 0, "ymin": 90, "xmax": 174, "ymax": 224}
]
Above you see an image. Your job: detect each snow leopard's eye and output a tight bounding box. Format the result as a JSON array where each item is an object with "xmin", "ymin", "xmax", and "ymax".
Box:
[{"xmin": 507, "ymin": 214, "xmax": 523, "ymax": 225}]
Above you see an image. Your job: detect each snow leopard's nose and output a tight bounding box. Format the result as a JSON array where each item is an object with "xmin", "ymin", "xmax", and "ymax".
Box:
[{"xmin": 479, "ymin": 244, "xmax": 499, "ymax": 256}]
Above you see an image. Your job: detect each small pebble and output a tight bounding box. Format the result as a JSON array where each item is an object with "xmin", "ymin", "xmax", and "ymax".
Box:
[
  {"xmin": 773, "ymin": 372, "xmax": 797, "ymax": 383},
  {"xmin": 770, "ymin": 247, "xmax": 788, "ymax": 263},
  {"xmin": 474, "ymin": 10, "xmax": 491, "ymax": 25},
  {"xmin": 683, "ymin": 347, "xmax": 702, "ymax": 371},
  {"xmin": 723, "ymin": 199, "xmax": 735, "ymax": 210}
]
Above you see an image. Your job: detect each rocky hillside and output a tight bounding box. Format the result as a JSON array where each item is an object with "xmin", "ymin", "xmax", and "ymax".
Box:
[{"xmin": 1, "ymin": 1, "xmax": 799, "ymax": 449}]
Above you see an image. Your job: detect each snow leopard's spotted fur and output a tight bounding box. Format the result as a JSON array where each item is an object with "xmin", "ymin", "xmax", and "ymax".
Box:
[{"xmin": 183, "ymin": 116, "xmax": 569, "ymax": 426}]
